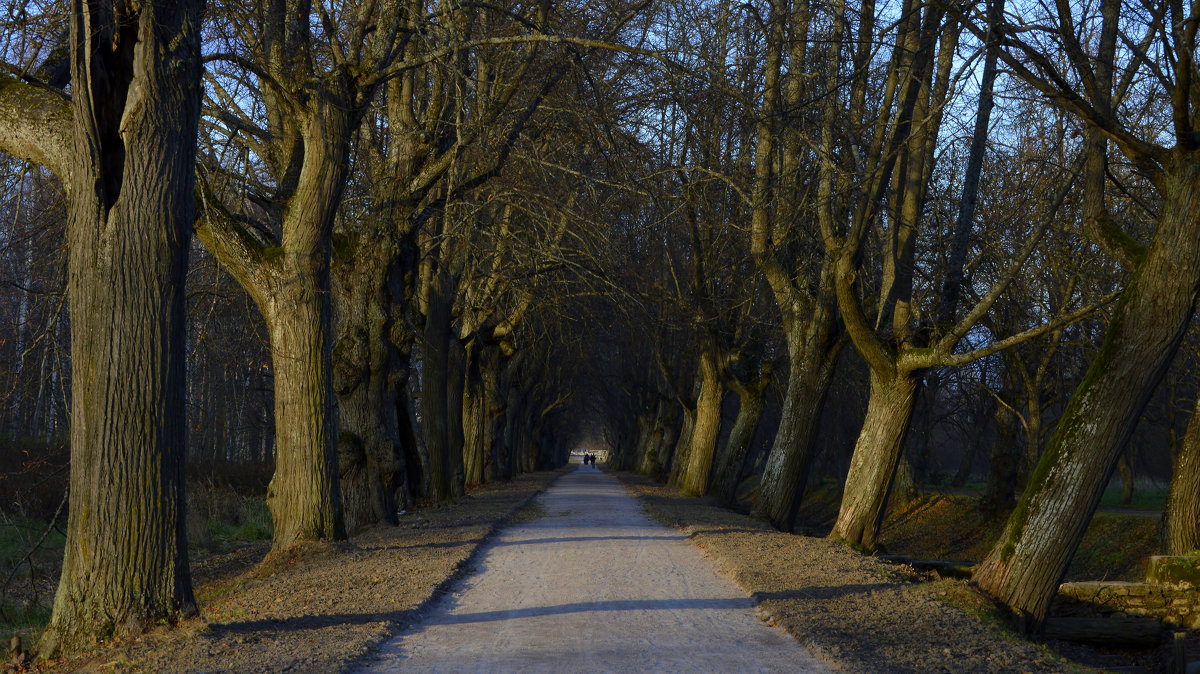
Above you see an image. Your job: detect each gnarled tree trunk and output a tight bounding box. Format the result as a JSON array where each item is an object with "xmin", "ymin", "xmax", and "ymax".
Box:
[{"xmin": 333, "ymin": 233, "xmax": 411, "ymax": 532}]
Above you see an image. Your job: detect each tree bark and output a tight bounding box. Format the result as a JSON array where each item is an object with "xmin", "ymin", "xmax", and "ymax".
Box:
[
  {"xmin": 446, "ymin": 332, "xmax": 467, "ymax": 497},
  {"xmin": 421, "ymin": 268, "xmax": 457, "ymax": 501},
  {"xmin": 711, "ymin": 378, "xmax": 767, "ymax": 506},
  {"xmin": 829, "ymin": 370, "xmax": 920, "ymax": 549},
  {"xmin": 750, "ymin": 309, "xmax": 841, "ymax": 529},
  {"xmin": 333, "ymin": 233, "xmax": 411, "ymax": 532},
  {"xmin": 1166, "ymin": 392, "xmax": 1200, "ymax": 554},
  {"xmin": 668, "ymin": 404, "xmax": 696, "ymax": 486},
  {"xmin": 681, "ymin": 348, "xmax": 725, "ymax": 496},
  {"xmin": 35, "ymin": 0, "xmax": 203, "ymax": 655},
  {"xmin": 261, "ymin": 255, "xmax": 345, "ymax": 547},
  {"xmin": 982, "ymin": 365, "xmax": 1023, "ymax": 513},
  {"xmin": 463, "ymin": 341, "xmax": 487, "ymax": 486},
  {"xmin": 973, "ymin": 155, "xmax": 1200, "ymax": 629}
]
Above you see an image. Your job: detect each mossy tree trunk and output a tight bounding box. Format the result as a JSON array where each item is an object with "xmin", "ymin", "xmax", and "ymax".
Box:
[
  {"xmin": 973, "ymin": 156, "xmax": 1200, "ymax": 628},
  {"xmin": 0, "ymin": 0, "xmax": 206, "ymax": 656}
]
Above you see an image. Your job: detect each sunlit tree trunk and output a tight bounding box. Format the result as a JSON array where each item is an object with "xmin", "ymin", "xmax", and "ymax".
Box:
[
  {"xmin": 974, "ymin": 156, "xmax": 1200, "ymax": 628},
  {"xmin": 0, "ymin": 0, "xmax": 206, "ymax": 655},
  {"xmin": 829, "ymin": 371, "xmax": 920, "ymax": 548},
  {"xmin": 681, "ymin": 347, "xmax": 724, "ymax": 496}
]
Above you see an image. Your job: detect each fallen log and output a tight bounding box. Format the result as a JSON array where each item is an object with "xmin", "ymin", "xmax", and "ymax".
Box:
[{"xmin": 1044, "ymin": 614, "xmax": 1162, "ymax": 648}]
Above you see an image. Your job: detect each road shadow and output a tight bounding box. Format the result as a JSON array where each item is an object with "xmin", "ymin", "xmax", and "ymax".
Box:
[{"xmin": 420, "ymin": 597, "xmax": 757, "ymax": 626}]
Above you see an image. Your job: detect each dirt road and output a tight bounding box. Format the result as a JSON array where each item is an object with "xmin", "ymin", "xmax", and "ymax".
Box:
[{"xmin": 358, "ymin": 465, "xmax": 831, "ymax": 672}]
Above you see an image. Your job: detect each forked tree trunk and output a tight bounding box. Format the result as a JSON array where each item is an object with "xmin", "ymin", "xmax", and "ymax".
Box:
[
  {"xmin": 1166, "ymin": 393, "xmax": 1200, "ymax": 554},
  {"xmin": 710, "ymin": 382, "xmax": 767, "ymax": 506},
  {"xmin": 751, "ymin": 308, "xmax": 840, "ymax": 529},
  {"xmin": 973, "ymin": 155, "xmax": 1200, "ymax": 629},
  {"xmin": 829, "ymin": 370, "xmax": 920, "ymax": 549},
  {"xmin": 681, "ymin": 349, "xmax": 725, "ymax": 496},
  {"xmin": 39, "ymin": 0, "xmax": 203, "ymax": 655}
]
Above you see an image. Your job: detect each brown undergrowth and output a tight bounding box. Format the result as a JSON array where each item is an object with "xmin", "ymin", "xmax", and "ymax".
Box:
[{"xmin": 12, "ymin": 468, "xmax": 565, "ymax": 673}]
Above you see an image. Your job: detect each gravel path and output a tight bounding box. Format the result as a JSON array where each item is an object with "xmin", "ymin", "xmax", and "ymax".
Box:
[{"xmin": 359, "ymin": 465, "xmax": 831, "ymax": 672}]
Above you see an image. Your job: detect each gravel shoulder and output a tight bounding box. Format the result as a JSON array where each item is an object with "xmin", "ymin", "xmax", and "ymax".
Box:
[
  {"xmin": 37, "ymin": 468, "xmax": 567, "ymax": 673},
  {"xmin": 614, "ymin": 472, "xmax": 1074, "ymax": 673}
]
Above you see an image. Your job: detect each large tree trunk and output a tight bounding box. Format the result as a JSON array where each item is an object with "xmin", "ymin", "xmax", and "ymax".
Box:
[
  {"xmin": 262, "ymin": 256, "xmax": 345, "ymax": 548},
  {"xmin": 751, "ymin": 308, "xmax": 840, "ymax": 529},
  {"xmin": 973, "ymin": 155, "xmax": 1200, "ymax": 629},
  {"xmin": 711, "ymin": 381, "xmax": 767, "ymax": 506},
  {"xmin": 40, "ymin": 0, "xmax": 203, "ymax": 655},
  {"xmin": 333, "ymin": 234, "xmax": 410, "ymax": 532},
  {"xmin": 1165, "ymin": 392, "xmax": 1200, "ymax": 554},
  {"xmin": 829, "ymin": 370, "xmax": 920, "ymax": 549},
  {"xmin": 681, "ymin": 348, "xmax": 725, "ymax": 496},
  {"xmin": 421, "ymin": 269, "xmax": 456, "ymax": 501}
]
